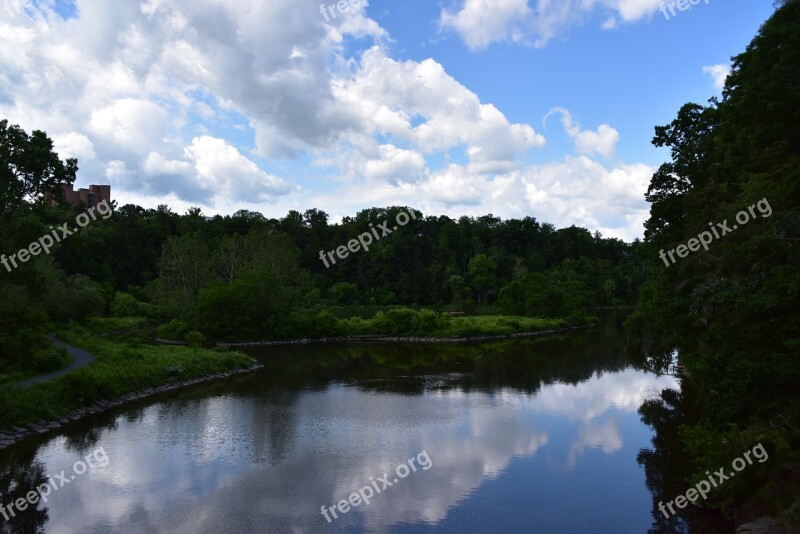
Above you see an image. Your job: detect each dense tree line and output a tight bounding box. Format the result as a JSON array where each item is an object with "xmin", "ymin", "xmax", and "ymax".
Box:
[
  {"xmin": 628, "ymin": 0, "xmax": 799, "ymax": 525},
  {"xmin": 1, "ymin": 122, "xmax": 644, "ymax": 373}
]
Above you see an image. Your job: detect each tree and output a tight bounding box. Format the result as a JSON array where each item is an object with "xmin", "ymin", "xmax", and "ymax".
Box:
[
  {"xmin": 0, "ymin": 119, "xmax": 77, "ymax": 218},
  {"xmin": 628, "ymin": 0, "xmax": 800, "ymax": 523},
  {"xmin": 467, "ymin": 254, "xmax": 496, "ymax": 304},
  {"xmin": 329, "ymin": 281, "xmax": 359, "ymax": 304},
  {"xmin": 155, "ymin": 233, "xmax": 212, "ymax": 316},
  {"xmin": 215, "ymin": 234, "xmax": 247, "ymax": 285}
]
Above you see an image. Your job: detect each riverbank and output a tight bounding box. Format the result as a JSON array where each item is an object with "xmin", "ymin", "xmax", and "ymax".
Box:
[
  {"xmin": 0, "ymin": 362, "xmax": 262, "ymax": 451},
  {"xmin": 198, "ymin": 310, "xmax": 597, "ymax": 344},
  {"xmin": 222, "ymin": 323, "xmax": 595, "ymax": 347},
  {"xmin": 0, "ymin": 326, "xmax": 261, "ymax": 438},
  {"xmin": 1, "ymin": 315, "xmax": 595, "ymax": 446}
]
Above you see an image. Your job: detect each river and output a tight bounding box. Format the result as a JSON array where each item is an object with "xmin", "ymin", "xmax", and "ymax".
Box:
[{"xmin": 0, "ymin": 313, "xmax": 735, "ymax": 533}]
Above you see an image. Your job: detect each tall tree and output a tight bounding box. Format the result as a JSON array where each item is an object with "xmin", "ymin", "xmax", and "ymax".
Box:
[{"xmin": 0, "ymin": 119, "xmax": 77, "ymax": 218}]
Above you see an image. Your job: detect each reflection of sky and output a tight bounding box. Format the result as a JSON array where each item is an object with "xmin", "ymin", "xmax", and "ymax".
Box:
[{"xmin": 29, "ymin": 369, "xmax": 678, "ymax": 533}]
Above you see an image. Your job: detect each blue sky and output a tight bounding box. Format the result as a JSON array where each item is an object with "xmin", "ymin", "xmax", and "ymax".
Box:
[{"xmin": 0, "ymin": 0, "xmax": 776, "ymax": 239}]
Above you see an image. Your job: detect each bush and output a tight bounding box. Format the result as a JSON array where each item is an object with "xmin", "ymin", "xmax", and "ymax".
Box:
[
  {"xmin": 385, "ymin": 308, "xmax": 418, "ymax": 335},
  {"xmin": 184, "ymin": 331, "xmax": 206, "ymax": 347},
  {"xmin": 311, "ymin": 311, "xmax": 345, "ymax": 337},
  {"xmin": 110, "ymin": 292, "xmax": 150, "ymax": 318},
  {"xmin": 370, "ymin": 311, "xmax": 390, "ymax": 334},
  {"xmin": 157, "ymin": 319, "xmax": 189, "ymax": 341},
  {"xmin": 0, "ymin": 329, "xmax": 65, "ymax": 377},
  {"xmin": 328, "ymin": 282, "xmax": 359, "ymax": 304},
  {"xmin": 362, "ymin": 308, "xmax": 449, "ymax": 336},
  {"xmin": 29, "ymin": 346, "xmax": 71, "ymax": 373},
  {"xmin": 411, "ymin": 309, "xmax": 448, "ymax": 335}
]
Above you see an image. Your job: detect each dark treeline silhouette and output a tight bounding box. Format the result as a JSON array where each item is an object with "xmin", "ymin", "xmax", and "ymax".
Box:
[{"xmin": 628, "ymin": 0, "xmax": 799, "ymax": 527}]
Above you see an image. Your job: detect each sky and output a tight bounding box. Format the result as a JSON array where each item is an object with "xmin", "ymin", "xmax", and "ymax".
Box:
[{"xmin": 0, "ymin": 0, "xmax": 777, "ymax": 240}]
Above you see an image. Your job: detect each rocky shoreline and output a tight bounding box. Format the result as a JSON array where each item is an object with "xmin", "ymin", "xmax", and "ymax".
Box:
[
  {"xmin": 0, "ymin": 363, "xmax": 263, "ymax": 451},
  {"xmin": 223, "ymin": 324, "xmax": 594, "ymax": 347}
]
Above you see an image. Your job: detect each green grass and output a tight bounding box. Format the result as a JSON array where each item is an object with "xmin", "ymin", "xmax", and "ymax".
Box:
[
  {"xmin": 437, "ymin": 315, "xmax": 574, "ymax": 337},
  {"xmin": 0, "ymin": 319, "xmax": 256, "ymax": 432},
  {"xmin": 340, "ymin": 308, "xmax": 595, "ymax": 338},
  {"xmin": 80, "ymin": 316, "xmax": 149, "ymax": 335}
]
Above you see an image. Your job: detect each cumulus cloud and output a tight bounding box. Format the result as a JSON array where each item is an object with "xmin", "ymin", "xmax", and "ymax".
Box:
[
  {"xmin": 133, "ymin": 136, "xmax": 296, "ymax": 204},
  {"xmin": 309, "ymin": 155, "xmax": 652, "ymax": 241},
  {"xmin": 332, "ymin": 47, "xmax": 546, "ymax": 176},
  {"xmin": 440, "ymin": 0, "xmax": 664, "ymax": 49},
  {"xmin": 0, "ymin": 0, "xmax": 654, "ymax": 239},
  {"xmin": 440, "ymin": 0, "xmax": 532, "ymax": 50},
  {"xmin": 544, "ymin": 107, "xmax": 620, "ymax": 159},
  {"xmin": 703, "ymin": 63, "xmax": 731, "ymax": 91},
  {"xmin": 53, "ymin": 132, "xmax": 96, "ymax": 161},
  {"xmin": 185, "ymin": 136, "xmax": 296, "ymax": 201}
]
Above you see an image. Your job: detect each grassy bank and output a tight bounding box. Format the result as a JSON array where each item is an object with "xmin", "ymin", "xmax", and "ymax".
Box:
[
  {"xmin": 0, "ymin": 320, "xmax": 257, "ymax": 432},
  {"xmin": 342, "ymin": 311, "xmax": 593, "ymax": 338},
  {"xmin": 190, "ymin": 306, "xmax": 596, "ymax": 342}
]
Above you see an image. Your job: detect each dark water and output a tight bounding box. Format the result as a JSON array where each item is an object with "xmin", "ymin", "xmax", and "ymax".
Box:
[{"xmin": 0, "ymin": 314, "xmax": 734, "ymax": 533}]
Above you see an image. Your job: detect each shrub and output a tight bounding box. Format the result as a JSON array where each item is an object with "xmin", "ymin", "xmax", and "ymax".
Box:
[
  {"xmin": 30, "ymin": 346, "xmax": 71, "ymax": 373},
  {"xmin": 312, "ymin": 311, "xmax": 345, "ymax": 337},
  {"xmin": 370, "ymin": 311, "xmax": 390, "ymax": 334},
  {"xmin": 185, "ymin": 331, "xmax": 206, "ymax": 347},
  {"xmin": 328, "ymin": 282, "xmax": 359, "ymax": 304},
  {"xmin": 411, "ymin": 309, "xmax": 447, "ymax": 335},
  {"xmin": 157, "ymin": 319, "xmax": 189, "ymax": 341},
  {"xmin": 385, "ymin": 308, "xmax": 418, "ymax": 335},
  {"xmin": 110, "ymin": 292, "xmax": 150, "ymax": 317}
]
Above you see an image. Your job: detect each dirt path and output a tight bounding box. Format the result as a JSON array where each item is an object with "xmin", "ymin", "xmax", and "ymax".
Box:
[{"xmin": 16, "ymin": 334, "xmax": 96, "ymax": 388}]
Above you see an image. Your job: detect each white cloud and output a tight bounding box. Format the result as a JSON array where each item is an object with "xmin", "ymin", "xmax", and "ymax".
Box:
[
  {"xmin": 544, "ymin": 107, "xmax": 620, "ymax": 159},
  {"xmin": 440, "ymin": 0, "xmax": 532, "ymax": 50},
  {"xmin": 363, "ymin": 144, "xmax": 426, "ymax": 183},
  {"xmin": 308, "ymin": 155, "xmax": 652, "ymax": 241},
  {"xmin": 0, "ymin": 0, "xmax": 655, "ymax": 239},
  {"xmin": 421, "ymin": 166, "xmax": 487, "ymax": 206},
  {"xmin": 440, "ymin": 0, "xmax": 664, "ymax": 49},
  {"xmin": 184, "ymin": 136, "xmax": 296, "ymax": 202},
  {"xmin": 89, "ymin": 99, "xmax": 169, "ymax": 156},
  {"xmin": 332, "ymin": 47, "xmax": 546, "ymax": 176},
  {"xmin": 52, "ymin": 132, "xmax": 96, "ymax": 161},
  {"xmin": 703, "ymin": 63, "xmax": 731, "ymax": 91}
]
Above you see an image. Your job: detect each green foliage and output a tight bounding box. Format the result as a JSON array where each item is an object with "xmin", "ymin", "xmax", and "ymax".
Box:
[
  {"xmin": 0, "ymin": 328, "xmax": 70, "ymax": 378},
  {"xmin": 155, "ymin": 233, "xmax": 212, "ymax": 317},
  {"xmin": 110, "ymin": 292, "xmax": 150, "ymax": 317},
  {"xmin": 184, "ymin": 331, "xmax": 206, "ymax": 347},
  {"xmin": 328, "ymin": 281, "xmax": 359, "ymax": 304},
  {"xmin": 629, "ymin": 0, "xmax": 800, "ymax": 522},
  {"xmin": 29, "ymin": 345, "xmax": 71, "ymax": 374},
  {"xmin": 0, "ymin": 331, "xmax": 256, "ymax": 431},
  {"xmin": 467, "ymin": 254, "xmax": 496, "ymax": 304},
  {"xmin": 82, "ymin": 316, "xmax": 147, "ymax": 336},
  {"xmin": 349, "ymin": 308, "xmax": 571, "ymax": 338},
  {"xmin": 498, "ymin": 272, "xmax": 571, "ymax": 317},
  {"xmin": 681, "ymin": 423, "xmax": 799, "ymax": 518},
  {"xmin": 0, "ymin": 119, "xmax": 77, "ymax": 216},
  {"xmin": 193, "ymin": 266, "xmax": 296, "ymax": 341},
  {"xmin": 35, "ymin": 259, "xmax": 106, "ymax": 321},
  {"xmin": 157, "ymin": 319, "xmax": 189, "ymax": 341},
  {"xmin": 0, "ymin": 113, "xmax": 641, "ymax": 416}
]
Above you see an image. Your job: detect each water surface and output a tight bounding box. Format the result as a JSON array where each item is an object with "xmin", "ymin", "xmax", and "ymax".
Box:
[{"xmin": 1, "ymin": 316, "xmax": 727, "ymax": 533}]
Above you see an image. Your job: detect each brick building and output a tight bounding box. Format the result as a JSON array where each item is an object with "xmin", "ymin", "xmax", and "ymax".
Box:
[{"xmin": 47, "ymin": 184, "xmax": 111, "ymax": 209}]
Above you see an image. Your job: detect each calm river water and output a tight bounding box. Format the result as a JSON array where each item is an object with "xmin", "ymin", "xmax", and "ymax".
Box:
[{"xmin": 0, "ymin": 314, "xmax": 735, "ymax": 533}]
